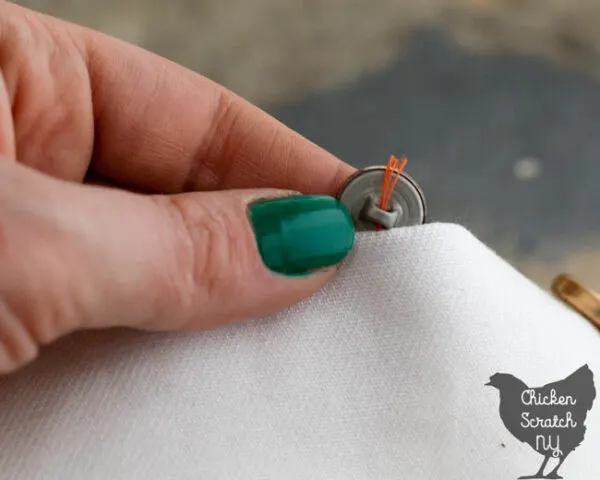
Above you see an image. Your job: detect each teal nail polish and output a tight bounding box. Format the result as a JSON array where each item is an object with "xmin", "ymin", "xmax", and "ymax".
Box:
[{"xmin": 249, "ymin": 195, "xmax": 355, "ymax": 276}]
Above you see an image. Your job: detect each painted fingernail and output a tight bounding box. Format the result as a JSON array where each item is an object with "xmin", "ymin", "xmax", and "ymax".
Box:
[{"xmin": 249, "ymin": 195, "xmax": 355, "ymax": 276}]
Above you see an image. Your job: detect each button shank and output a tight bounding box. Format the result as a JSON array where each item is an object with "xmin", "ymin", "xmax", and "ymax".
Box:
[{"xmin": 337, "ymin": 167, "xmax": 426, "ymax": 231}]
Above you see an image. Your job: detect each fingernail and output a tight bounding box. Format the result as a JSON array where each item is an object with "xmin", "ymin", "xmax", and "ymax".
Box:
[{"xmin": 249, "ymin": 195, "xmax": 355, "ymax": 276}]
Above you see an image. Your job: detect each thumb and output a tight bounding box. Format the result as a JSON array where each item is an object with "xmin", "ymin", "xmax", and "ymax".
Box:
[
  {"xmin": 0, "ymin": 162, "xmax": 354, "ymax": 372},
  {"xmin": 144, "ymin": 189, "xmax": 356, "ymax": 330}
]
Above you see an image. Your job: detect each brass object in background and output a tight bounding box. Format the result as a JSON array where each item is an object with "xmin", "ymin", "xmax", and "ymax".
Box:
[{"xmin": 552, "ymin": 275, "xmax": 600, "ymax": 330}]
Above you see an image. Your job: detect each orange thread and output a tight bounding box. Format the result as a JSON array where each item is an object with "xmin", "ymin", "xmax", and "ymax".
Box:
[{"xmin": 376, "ymin": 155, "xmax": 407, "ymax": 231}]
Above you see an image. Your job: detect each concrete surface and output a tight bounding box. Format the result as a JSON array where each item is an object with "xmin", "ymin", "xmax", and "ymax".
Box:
[{"xmin": 12, "ymin": 0, "xmax": 600, "ymax": 291}]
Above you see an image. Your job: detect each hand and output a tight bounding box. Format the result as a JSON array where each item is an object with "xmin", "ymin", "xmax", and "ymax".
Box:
[{"xmin": 0, "ymin": 1, "xmax": 356, "ymax": 374}]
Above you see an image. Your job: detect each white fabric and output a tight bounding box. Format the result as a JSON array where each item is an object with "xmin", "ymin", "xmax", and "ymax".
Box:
[{"xmin": 0, "ymin": 223, "xmax": 598, "ymax": 479}]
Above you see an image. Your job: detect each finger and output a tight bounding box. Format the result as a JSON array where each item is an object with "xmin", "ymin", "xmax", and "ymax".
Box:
[
  {"xmin": 2, "ymin": 2, "xmax": 354, "ymax": 194},
  {"xmin": 0, "ymin": 160, "xmax": 354, "ymax": 373},
  {"xmin": 0, "ymin": 2, "xmax": 94, "ymax": 181},
  {"xmin": 83, "ymin": 28, "xmax": 354, "ymax": 195},
  {"xmin": 0, "ymin": 72, "xmax": 15, "ymax": 159}
]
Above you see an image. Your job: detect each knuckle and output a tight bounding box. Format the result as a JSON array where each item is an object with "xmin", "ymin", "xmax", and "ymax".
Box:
[
  {"xmin": 163, "ymin": 194, "xmax": 253, "ymax": 324},
  {"xmin": 0, "ymin": 216, "xmax": 38, "ymax": 374},
  {"xmin": 0, "ymin": 299, "xmax": 39, "ymax": 374},
  {"xmin": 186, "ymin": 90, "xmax": 245, "ymax": 191},
  {"xmin": 170, "ymin": 196, "xmax": 231, "ymax": 297},
  {"xmin": 0, "ymin": 193, "xmax": 77, "ymax": 371}
]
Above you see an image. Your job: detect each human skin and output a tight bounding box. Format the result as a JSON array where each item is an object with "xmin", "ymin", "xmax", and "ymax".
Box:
[{"xmin": 0, "ymin": 1, "xmax": 356, "ymax": 374}]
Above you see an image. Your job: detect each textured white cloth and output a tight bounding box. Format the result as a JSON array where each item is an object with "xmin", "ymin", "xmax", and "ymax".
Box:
[{"xmin": 0, "ymin": 223, "xmax": 598, "ymax": 479}]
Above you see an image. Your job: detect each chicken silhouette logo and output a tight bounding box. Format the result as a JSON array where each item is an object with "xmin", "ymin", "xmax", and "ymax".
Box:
[{"xmin": 486, "ymin": 365, "xmax": 596, "ymax": 479}]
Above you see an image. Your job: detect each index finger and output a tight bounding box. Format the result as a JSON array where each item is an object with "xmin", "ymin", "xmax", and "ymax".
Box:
[{"xmin": 76, "ymin": 13, "xmax": 355, "ymax": 195}]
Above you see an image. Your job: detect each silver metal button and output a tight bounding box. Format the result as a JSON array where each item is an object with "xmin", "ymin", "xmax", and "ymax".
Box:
[{"xmin": 337, "ymin": 166, "xmax": 426, "ymax": 231}]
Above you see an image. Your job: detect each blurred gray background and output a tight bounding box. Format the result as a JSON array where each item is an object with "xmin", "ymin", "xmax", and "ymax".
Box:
[{"xmin": 16, "ymin": 0, "xmax": 600, "ymax": 289}]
